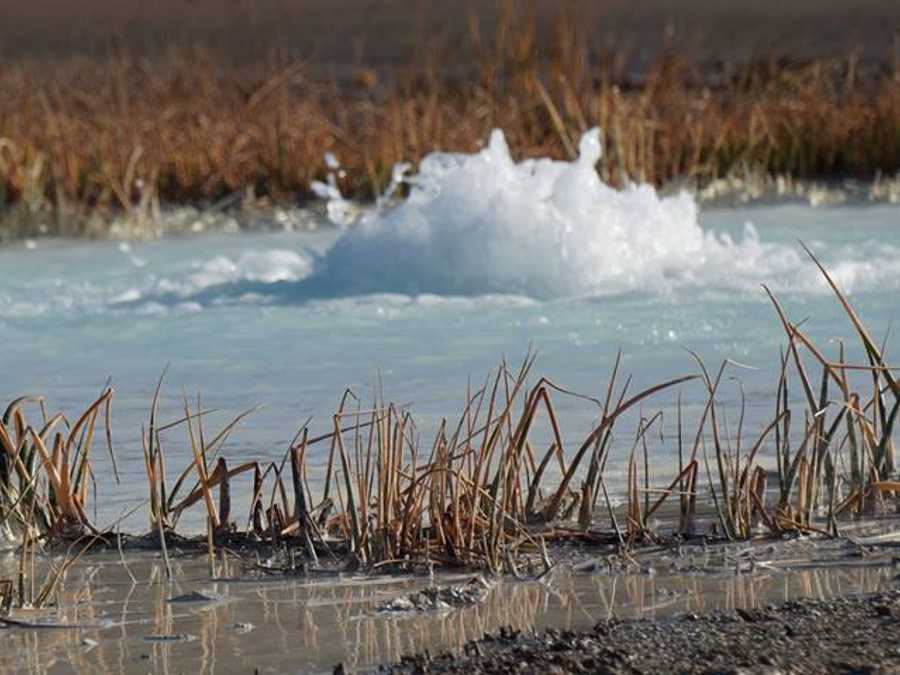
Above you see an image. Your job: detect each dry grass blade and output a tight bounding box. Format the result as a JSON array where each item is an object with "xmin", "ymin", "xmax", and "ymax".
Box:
[
  {"xmin": 800, "ymin": 241, "xmax": 899, "ymax": 396},
  {"xmin": 541, "ymin": 373, "xmax": 698, "ymax": 523}
]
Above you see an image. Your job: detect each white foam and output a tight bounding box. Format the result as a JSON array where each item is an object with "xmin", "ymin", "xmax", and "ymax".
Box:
[
  {"xmin": 309, "ymin": 128, "xmax": 900, "ymax": 299},
  {"xmin": 1, "ymin": 132, "xmax": 899, "ymax": 321},
  {"xmin": 153, "ymin": 249, "xmax": 313, "ymax": 298}
]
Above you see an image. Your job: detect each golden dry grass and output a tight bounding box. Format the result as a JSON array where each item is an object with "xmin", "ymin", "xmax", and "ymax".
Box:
[
  {"xmin": 1, "ymin": 250, "xmax": 899, "ymax": 599},
  {"xmin": 1, "ymin": 8, "xmax": 899, "ymax": 238}
]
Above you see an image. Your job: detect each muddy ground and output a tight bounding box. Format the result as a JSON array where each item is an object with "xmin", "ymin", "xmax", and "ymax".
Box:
[{"xmin": 378, "ymin": 589, "xmax": 900, "ymax": 674}]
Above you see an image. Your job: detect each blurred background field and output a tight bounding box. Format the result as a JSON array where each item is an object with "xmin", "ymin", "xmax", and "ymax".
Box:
[
  {"xmin": 1, "ymin": 0, "xmax": 900, "ymax": 239},
  {"xmin": 2, "ymin": 0, "xmax": 898, "ymax": 66}
]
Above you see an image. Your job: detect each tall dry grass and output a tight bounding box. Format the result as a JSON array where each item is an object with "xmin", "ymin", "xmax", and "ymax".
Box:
[
  {"xmin": 2, "ymin": 249, "xmax": 899, "ymax": 600},
  {"xmin": 1, "ymin": 8, "xmax": 899, "ymax": 238}
]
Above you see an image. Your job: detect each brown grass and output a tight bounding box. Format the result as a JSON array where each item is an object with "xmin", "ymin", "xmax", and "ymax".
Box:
[
  {"xmin": 1, "ymin": 249, "xmax": 899, "ymax": 604},
  {"xmin": 1, "ymin": 7, "xmax": 899, "ymax": 239}
]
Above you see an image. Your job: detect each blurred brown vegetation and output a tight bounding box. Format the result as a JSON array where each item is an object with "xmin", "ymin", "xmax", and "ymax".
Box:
[{"xmin": 1, "ymin": 7, "xmax": 899, "ymax": 234}]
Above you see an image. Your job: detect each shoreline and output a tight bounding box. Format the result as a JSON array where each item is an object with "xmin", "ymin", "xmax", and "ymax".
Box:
[
  {"xmin": 4, "ymin": 534, "xmax": 900, "ymax": 672},
  {"xmin": 377, "ymin": 589, "xmax": 900, "ymax": 674},
  {"xmin": 3, "ymin": 6, "xmax": 900, "ymax": 671}
]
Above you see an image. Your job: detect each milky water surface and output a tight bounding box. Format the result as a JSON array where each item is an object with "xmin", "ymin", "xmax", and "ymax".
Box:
[{"xmin": 0, "ymin": 131, "xmax": 898, "ymax": 530}]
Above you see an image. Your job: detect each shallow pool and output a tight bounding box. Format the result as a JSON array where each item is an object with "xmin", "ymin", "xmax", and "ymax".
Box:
[{"xmin": 1, "ymin": 135, "xmax": 899, "ymax": 532}]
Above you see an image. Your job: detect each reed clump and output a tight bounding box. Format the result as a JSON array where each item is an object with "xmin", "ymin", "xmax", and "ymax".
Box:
[
  {"xmin": 0, "ymin": 388, "xmax": 115, "ymax": 544},
  {"xmin": 1, "ymin": 249, "xmax": 899, "ymax": 599},
  {"xmin": 1, "ymin": 8, "xmax": 900, "ymax": 240}
]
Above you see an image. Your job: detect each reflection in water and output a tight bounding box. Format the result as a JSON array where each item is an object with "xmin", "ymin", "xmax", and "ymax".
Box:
[{"xmin": 0, "ymin": 552, "xmax": 896, "ymax": 674}]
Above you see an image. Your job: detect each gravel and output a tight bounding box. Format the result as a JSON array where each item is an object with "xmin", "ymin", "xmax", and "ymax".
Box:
[{"xmin": 376, "ymin": 590, "xmax": 900, "ymax": 674}]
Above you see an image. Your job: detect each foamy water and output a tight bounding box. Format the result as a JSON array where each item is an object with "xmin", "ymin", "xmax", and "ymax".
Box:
[
  {"xmin": 6, "ymin": 129, "xmax": 900, "ymax": 321},
  {"xmin": 0, "ymin": 132, "xmax": 898, "ymax": 528},
  {"xmin": 308, "ymin": 128, "xmax": 900, "ymax": 300},
  {"xmin": 2, "ymin": 130, "xmax": 899, "ymax": 319}
]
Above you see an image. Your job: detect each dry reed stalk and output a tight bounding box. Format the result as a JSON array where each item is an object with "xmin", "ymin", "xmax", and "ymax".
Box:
[
  {"xmin": 0, "ymin": 388, "xmax": 113, "ymax": 545},
  {"xmin": 0, "ymin": 579, "xmax": 11, "ymax": 616}
]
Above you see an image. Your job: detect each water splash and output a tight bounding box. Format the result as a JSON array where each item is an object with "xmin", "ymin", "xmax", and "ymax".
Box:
[
  {"xmin": 2, "ymin": 129, "xmax": 899, "ymax": 319},
  {"xmin": 311, "ymin": 154, "xmax": 360, "ymax": 227},
  {"xmin": 307, "ymin": 129, "xmax": 801, "ymax": 299}
]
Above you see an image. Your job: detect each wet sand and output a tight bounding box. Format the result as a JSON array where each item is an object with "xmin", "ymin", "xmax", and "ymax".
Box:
[{"xmin": 2, "ymin": 0, "xmax": 899, "ymax": 67}]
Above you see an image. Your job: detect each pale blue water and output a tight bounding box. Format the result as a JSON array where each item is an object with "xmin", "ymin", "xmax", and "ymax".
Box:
[{"xmin": 1, "ymin": 199, "xmax": 899, "ymax": 529}]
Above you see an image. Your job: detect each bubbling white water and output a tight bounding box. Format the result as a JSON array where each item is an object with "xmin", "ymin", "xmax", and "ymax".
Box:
[
  {"xmin": 2, "ymin": 129, "xmax": 898, "ymax": 321},
  {"xmin": 310, "ymin": 128, "xmax": 815, "ymax": 299},
  {"xmin": 153, "ymin": 249, "xmax": 313, "ymax": 298}
]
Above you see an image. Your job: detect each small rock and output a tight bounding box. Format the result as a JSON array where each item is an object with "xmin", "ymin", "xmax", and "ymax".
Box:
[
  {"xmin": 736, "ymin": 608, "xmax": 774, "ymax": 623},
  {"xmin": 167, "ymin": 591, "xmax": 217, "ymax": 603},
  {"xmin": 376, "ymin": 577, "xmax": 492, "ymax": 613},
  {"xmin": 140, "ymin": 633, "xmax": 195, "ymax": 643}
]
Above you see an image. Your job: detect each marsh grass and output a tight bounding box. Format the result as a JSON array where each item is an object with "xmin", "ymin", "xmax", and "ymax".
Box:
[
  {"xmin": 2, "ymin": 7, "xmax": 900, "ymax": 239},
  {"xmin": 1, "ymin": 248, "xmax": 899, "ymax": 609},
  {"xmin": 0, "ymin": 388, "xmax": 114, "ymax": 543}
]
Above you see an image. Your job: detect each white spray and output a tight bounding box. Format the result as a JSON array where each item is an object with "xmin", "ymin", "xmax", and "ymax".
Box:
[{"xmin": 309, "ymin": 128, "xmax": 789, "ymax": 298}]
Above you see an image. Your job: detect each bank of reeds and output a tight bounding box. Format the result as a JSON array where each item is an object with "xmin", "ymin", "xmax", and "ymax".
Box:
[
  {"xmin": 1, "ymin": 250, "xmax": 899, "ymax": 606},
  {"xmin": 2, "ymin": 7, "xmax": 900, "ymax": 239}
]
